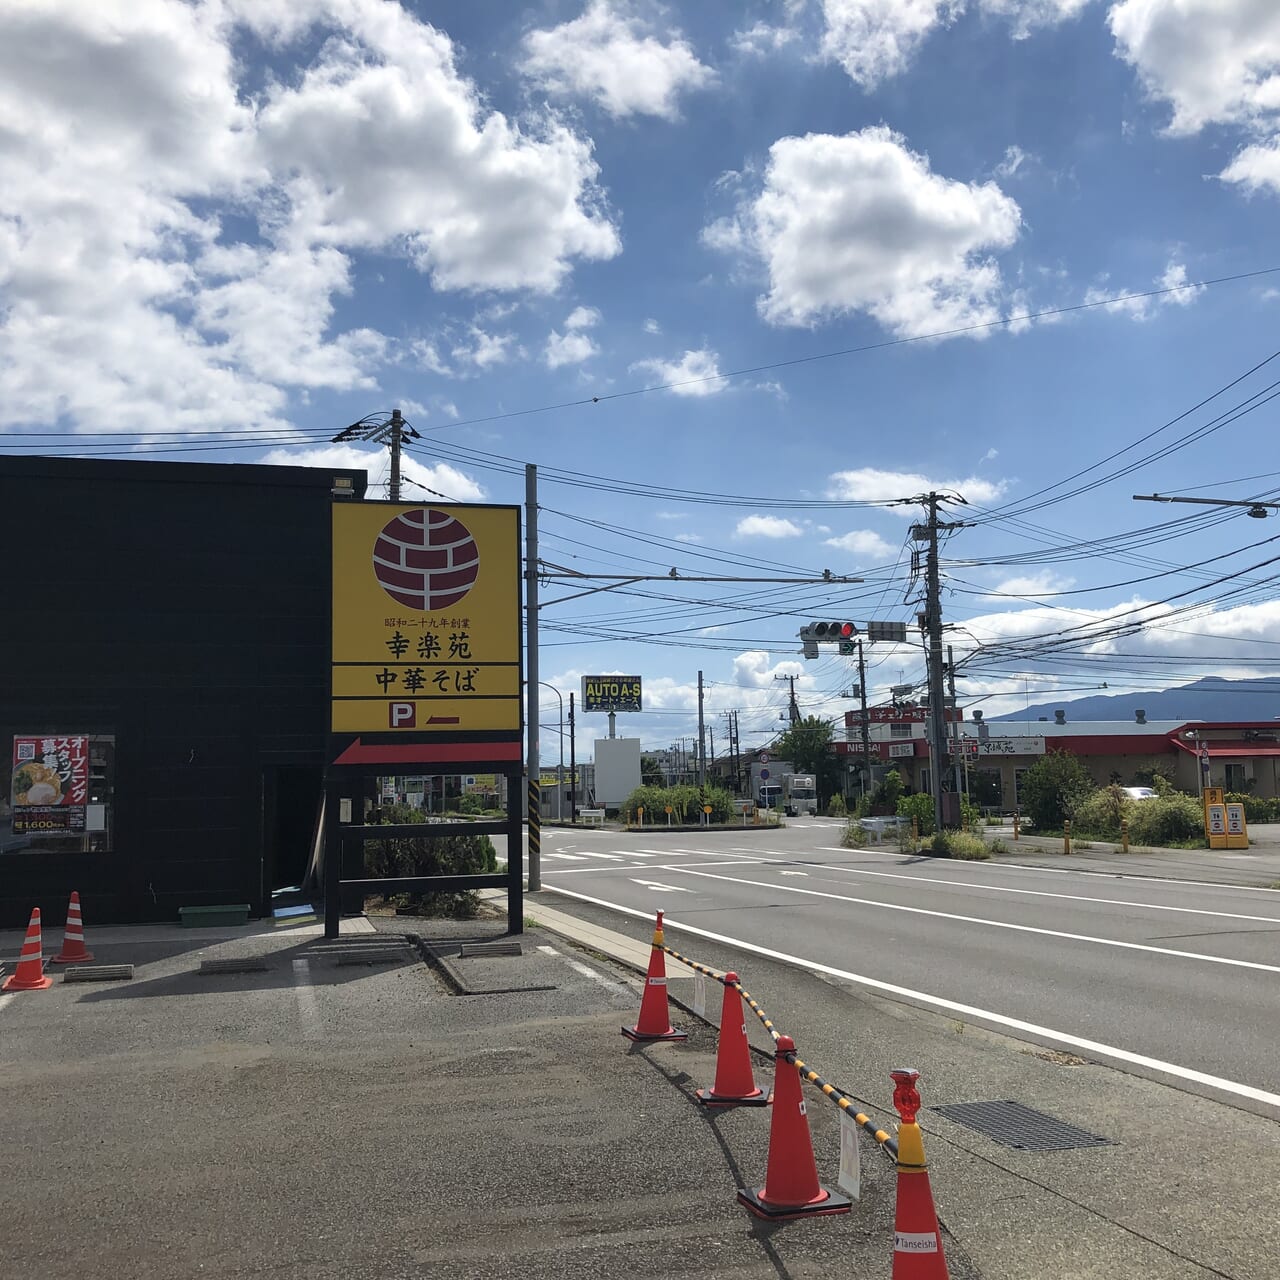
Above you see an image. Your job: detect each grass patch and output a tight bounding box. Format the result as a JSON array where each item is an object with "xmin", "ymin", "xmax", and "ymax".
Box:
[{"xmin": 925, "ymin": 831, "xmax": 991, "ymax": 860}]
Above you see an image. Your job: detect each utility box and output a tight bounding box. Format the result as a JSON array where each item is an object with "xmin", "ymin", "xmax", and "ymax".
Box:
[
  {"xmin": 594, "ymin": 738, "xmax": 641, "ymax": 810},
  {"xmin": 941, "ymin": 791, "xmax": 963, "ymax": 829}
]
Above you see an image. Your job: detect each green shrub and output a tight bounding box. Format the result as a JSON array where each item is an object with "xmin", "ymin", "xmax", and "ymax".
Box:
[
  {"xmin": 1127, "ymin": 793, "xmax": 1205, "ymax": 847},
  {"xmin": 947, "ymin": 832, "xmax": 992, "ymax": 860},
  {"xmin": 622, "ymin": 783, "xmax": 735, "ymax": 824},
  {"xmin": 828, "ymin": 793, "xmax": 849, "ymax": 818},
  {"xmin": 897, "ymin": 792, "xmax": 935, "ymax": 837},
  {"xmin": 842, "ymin": 820, "xmax": 868, "ymax": 848},
  {"xmin": 455, "ymin": 793, "xmax": 486, "ymax": 815},
  {"xmin": 1226, "ymin": 792, "xmax": 1280, "ymax": 823},
  {"xmin": 365, "ymin": 803, "xmax": 497, "ymax": 918},
  {"xmin": 988, "ymin": 837, "xmax": 1011, "ymax": 855},
  {"xmin": 1070, "ymin": 785, "xmax": 1130, "ymax": 840},
  {"xmin": 1020, "ymin": 750, "xmax": 1093, "ymax": 832},
  {"xmin": 960, "ymin": 799, "xmax": 982, "ymax": 832}
]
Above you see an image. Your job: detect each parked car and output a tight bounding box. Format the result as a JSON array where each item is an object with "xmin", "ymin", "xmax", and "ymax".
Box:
[{"xmin": 1119, "ymin": 786, "xmax": 1157, "ymax": 800}]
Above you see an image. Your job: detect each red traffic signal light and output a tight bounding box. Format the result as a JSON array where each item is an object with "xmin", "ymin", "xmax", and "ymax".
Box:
[{"xmin": 811, "ymin": 621, "xmax": 857, "ymax": 638}]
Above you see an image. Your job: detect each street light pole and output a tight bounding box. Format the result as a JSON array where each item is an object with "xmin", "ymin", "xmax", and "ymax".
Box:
[{"xmin": 539, "ymin": 682, "xmax": 564, "ymax": 822}]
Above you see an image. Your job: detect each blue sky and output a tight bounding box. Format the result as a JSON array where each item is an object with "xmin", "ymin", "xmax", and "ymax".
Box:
[{"xmin": 4, "ymin": 1, "xmax": 1280, "ymax": 757}]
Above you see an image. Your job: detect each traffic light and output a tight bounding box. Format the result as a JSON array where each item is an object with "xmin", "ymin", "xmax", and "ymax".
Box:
[{"xmin": 807, "ymin": 621, "xmax": 858, "ymax": 656}]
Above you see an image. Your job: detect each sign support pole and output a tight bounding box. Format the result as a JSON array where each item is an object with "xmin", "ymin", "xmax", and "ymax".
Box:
[{"xmin": 526, "ymin": 464, "xmax": 541, "ymax": 893}]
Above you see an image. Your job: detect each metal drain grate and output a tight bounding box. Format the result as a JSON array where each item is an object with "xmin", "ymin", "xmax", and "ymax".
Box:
[
  {"xmin": 199, "ymin": 957, "xmax": 270, "ymax": 974},
  {"xmin": 930, "ymin": 1100, "xmax": 1113, "ymax": 1152},
  {"xmin": 63, "ymin": 964, "xmax": 134, "ymax": 983},
  {"xmin": 459, "ymin": 941, "xmax": 522, "ymax": 958}
]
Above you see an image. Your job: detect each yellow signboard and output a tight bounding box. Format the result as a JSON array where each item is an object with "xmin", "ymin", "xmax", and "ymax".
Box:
[{"xmin": 332, "ymin": 502, "xmax": 521, "ymax": 734}]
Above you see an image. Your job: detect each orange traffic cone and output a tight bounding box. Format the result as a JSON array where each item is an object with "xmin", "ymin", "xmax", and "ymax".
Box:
[
  {"xmin": 890, "ymin": 1068, "xmax": 949, "ymax": 1278},
  {"xmin": 622, "ymin": 910, "xmax": 687, "ymax": 1043},
  {"xmin": 52, "ymin": 891, "xmax": 94, "ymax": 964},
  {"xmin": 696, "ymin": 973, "xmax": 769, "ymax": 1107},
  {"xmin": 738, "ymin": 1035, "xmax": 852, "ymax": 1219},
  {"xmin": 2, "ymin": 908, "xmax": 54, "ymax": 992}
]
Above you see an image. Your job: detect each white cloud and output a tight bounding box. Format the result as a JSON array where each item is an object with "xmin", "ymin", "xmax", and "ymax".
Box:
[
  {"xmin": 1111, "ymin": 0, "xmax": 1280, "ymax": 195},
  {"xmin": 520, "ymin": 0, "xmax": 716, "ymax": 120},
  {"xmin": 823, "ymin": 529, "xmax": 896, "ymax": 559},
  {"xmin": 643, "ymin": 318, "xmax": 662, "ymax": 334},
  {"xmin": 1222, "ymin": 137, "xmax": 1280, "ymax": 194},
  {"xmin": 630, "ymin": 346, "xmax": 725, "ymax": 394},
  {"xmin": 0, "ymin": 1, "xmax": 619, "ymax": 436},
  {"xmin": 1083, "ymin": 259, "xmax": 1203, "ymax": 321},
  {"xmin": 705, "ymin": 127, "xmax": 1021, "ymax": 335},
  {"xmin": 259, "ymin": 442, "xmax": 486, "ymax": 502},
  {"xmin": 733, "ymin": 650, "xmax": 804, "ymax": 689},
  {"xmin": 736, "ymin": 515, "xmax": 804, "ymax": 538},
  {"xmin": 1110, "ymin": 0, "xmax": 1280, "ymax": 136},
  {"xmin": 731, "ymin": 21, "xmax": 800, "ymax": 57},
  {"xmin": 544, "ymin": 328, "xmax": 599, "ymax": 368},
  {"xmin": 452, "ymin": 326, "xmax": 517, "ymax": 368},
  {"xmin": 674, "ymin": 532, "xmax": 704, "ymax": 543},
  {"xmin": 994, "ymin": 144, "xmax": 1028, "ymax": 178},
  {"xmin": 984, "ymin": 571, "xmax": 1074, "ymax": 599},
  {"xmin": 820, "ymin": 1, "xmax": 961, "ymax": 89},
  {"xmin": 983, "ymin": 447, "xmax": 999, "ymax": 461},
  {"xmin": 565, "ymin": 305, "xmax": 601, "ymax": 330},
  {"xmin": 827, "ymin": 467, "xmax": 1008, "ymax": 507},
  {"xmin": 819, "ymin": 1, "xmax": 1088, "ymax": 88},
  {"xmin": 982, "ymin": 0, "xmax": 1092, "ymax": 41}
]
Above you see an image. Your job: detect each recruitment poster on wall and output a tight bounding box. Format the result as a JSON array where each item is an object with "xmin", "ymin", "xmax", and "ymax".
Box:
[{"xmin": 10, "ymin": 735, "xmax": 89, "ymax": 834}]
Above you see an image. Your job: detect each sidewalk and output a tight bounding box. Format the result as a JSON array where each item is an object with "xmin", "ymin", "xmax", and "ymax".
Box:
[
  {"xmin": 982, "ymin": 826, "xmax": 1280, "ymax": 887},
  {"xmin": 3, "ymin": 900, "xmax": 1278, "ymax": 1277}
]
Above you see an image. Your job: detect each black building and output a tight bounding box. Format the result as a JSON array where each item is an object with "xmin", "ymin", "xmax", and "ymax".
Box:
[{"xmin": 0, "ymin": 454, "xmax": 367, "ymax": 927}]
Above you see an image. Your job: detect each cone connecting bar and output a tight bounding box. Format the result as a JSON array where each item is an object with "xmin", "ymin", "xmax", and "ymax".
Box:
[
  {"xmin": 660, "ymin": 941, "xmax": 897, "ymax": 1157},
  {"xmin": 787, "ymin": 1052, "xmax": 898, "ymax": 1156}
]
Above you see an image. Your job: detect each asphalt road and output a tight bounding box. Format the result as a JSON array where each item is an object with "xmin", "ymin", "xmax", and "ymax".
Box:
[{"xmin": 535, "ymin": 818, "xmax": 1280, "ymax": 1118}]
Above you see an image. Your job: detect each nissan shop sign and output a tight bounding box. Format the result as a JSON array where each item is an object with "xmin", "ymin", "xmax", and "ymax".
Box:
[{"xmin": 580, "ymin": 676, "xmax": 642, "ymax": 713}]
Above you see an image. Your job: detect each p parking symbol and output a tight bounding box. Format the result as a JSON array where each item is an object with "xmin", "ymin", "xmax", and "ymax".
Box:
[{"xmin": 389, "ymin": 701, "xmax": 416, "ymax": 728}]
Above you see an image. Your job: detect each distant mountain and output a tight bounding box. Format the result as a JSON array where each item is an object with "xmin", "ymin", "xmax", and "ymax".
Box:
[{"xmin": 989, "ymin": 677, "xmax": 1280, "ymax": 724}]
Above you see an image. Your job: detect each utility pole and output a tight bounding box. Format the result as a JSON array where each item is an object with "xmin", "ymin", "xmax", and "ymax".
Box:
[
  {"xmin": 331, "ymin": 407, "xmax": 421, "ymax": 500},
  {"xmin": 916, "ymin": 492, "xmax": 962, "ymax": 833},
  {"xmin": 775, "ymin": 673, "xmax": 801, "ymax": 725},
  {"xmin": 568, "ymin": 691, "xmax": 576, "ymax": 824},
  {"xmin": 947, "ymin": 643, "xmax": 966, "ymax": 801},
  {"xmin": 525, "ymin": 464, "xmax": 540, "ymax": 892},
  {"xmin": 857, "ymin": 639, "xmax": 872, "ymax": 799},
  {"xmin": 697, "ymin": 670, "xmax": 707, "ymax": 787}
]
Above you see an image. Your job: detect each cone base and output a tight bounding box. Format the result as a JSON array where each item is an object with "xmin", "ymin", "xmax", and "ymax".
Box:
[
  {"xmin": 696, "ymin": 1086, "xmax": 771, "ymax": 1108},
  {"xmin": 737, "ymin": 1185, "xmax": 852, "ymax": 1220},
  {"xmin": 2, "ymin": 973, "xmax": 53, "ymax": 992},
  {"xmin": 51, "ymin": 950, "xmax": 94, "ymax": 965},
  {"xmin": 621, "ymin": 1024, "xmax": 687, "ymax": 1042}
]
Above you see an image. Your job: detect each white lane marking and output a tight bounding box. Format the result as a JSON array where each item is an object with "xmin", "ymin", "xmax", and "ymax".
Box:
[
  {"xmin": 543, "ymin": 859, "xmax": 767, "ymax": 876},
  {"xmin": 629, "ymin": 879, "xmax": 692, "ymax": 893},
  {"xmin": 780, "ymin": 870, "xmax": 809, "ymax": 877},
  {"xmin": 662, "ymin": 865, "xmax": 1280, "ymax": 975},
  {"xmin": 539, "ymin": 942, "xmax": 632, "ymax": 994},
  {"xmin": 742, "ymin": 853, "xmax": 1280, "ymax": 925},
  {"xmin": 815, "ymin": 846, "xmax": 1280, "ymax": 894},
  {"xmin": 546, "ymin": 853, "xmax": 590, "ymax": 861},
  {"xmin": 291, "ymin": 958, "xmax": 321, "ymax": 1041},
  {"xmin": 544, "ymin": 883, "xmax": 1280, "ymax": 1112},
  {"xmin": 0, "ymin": 993, "xmax": 15, "ymax": 1015}
]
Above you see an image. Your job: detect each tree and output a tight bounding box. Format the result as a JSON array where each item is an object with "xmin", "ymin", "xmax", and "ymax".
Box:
[
  {"xmin": 1019, "ymin": 750, "xmax": 1092, "ymax": 831},
  {"xmin": 774, "ymin": 716, "xmax": 843, "ymax": 806},
  {"xmin": 641, "ymin": 754, "xmax": 664, "ymax": 786}
]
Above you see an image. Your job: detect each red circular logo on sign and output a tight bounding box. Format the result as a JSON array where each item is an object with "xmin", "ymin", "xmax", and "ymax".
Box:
[{"xmin": 373, "ymin": 509, "xmax": 480, "ymax": 610}]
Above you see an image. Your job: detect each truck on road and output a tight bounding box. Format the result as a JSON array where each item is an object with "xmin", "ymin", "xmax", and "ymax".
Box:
[{"xmin": 781, "ymin": 773, "xmax": 818, "ymax": 817}]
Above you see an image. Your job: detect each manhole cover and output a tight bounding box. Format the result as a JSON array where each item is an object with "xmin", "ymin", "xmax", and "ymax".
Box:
[{"xmin": 930, "ymin": 1100, "xmax": 1113, "ymax": 1151}]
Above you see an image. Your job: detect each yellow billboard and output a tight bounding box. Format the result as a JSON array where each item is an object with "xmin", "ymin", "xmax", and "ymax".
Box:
[{"xmin": 332, "ymin": 502, "xmax": 521, "ymax": 734}]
